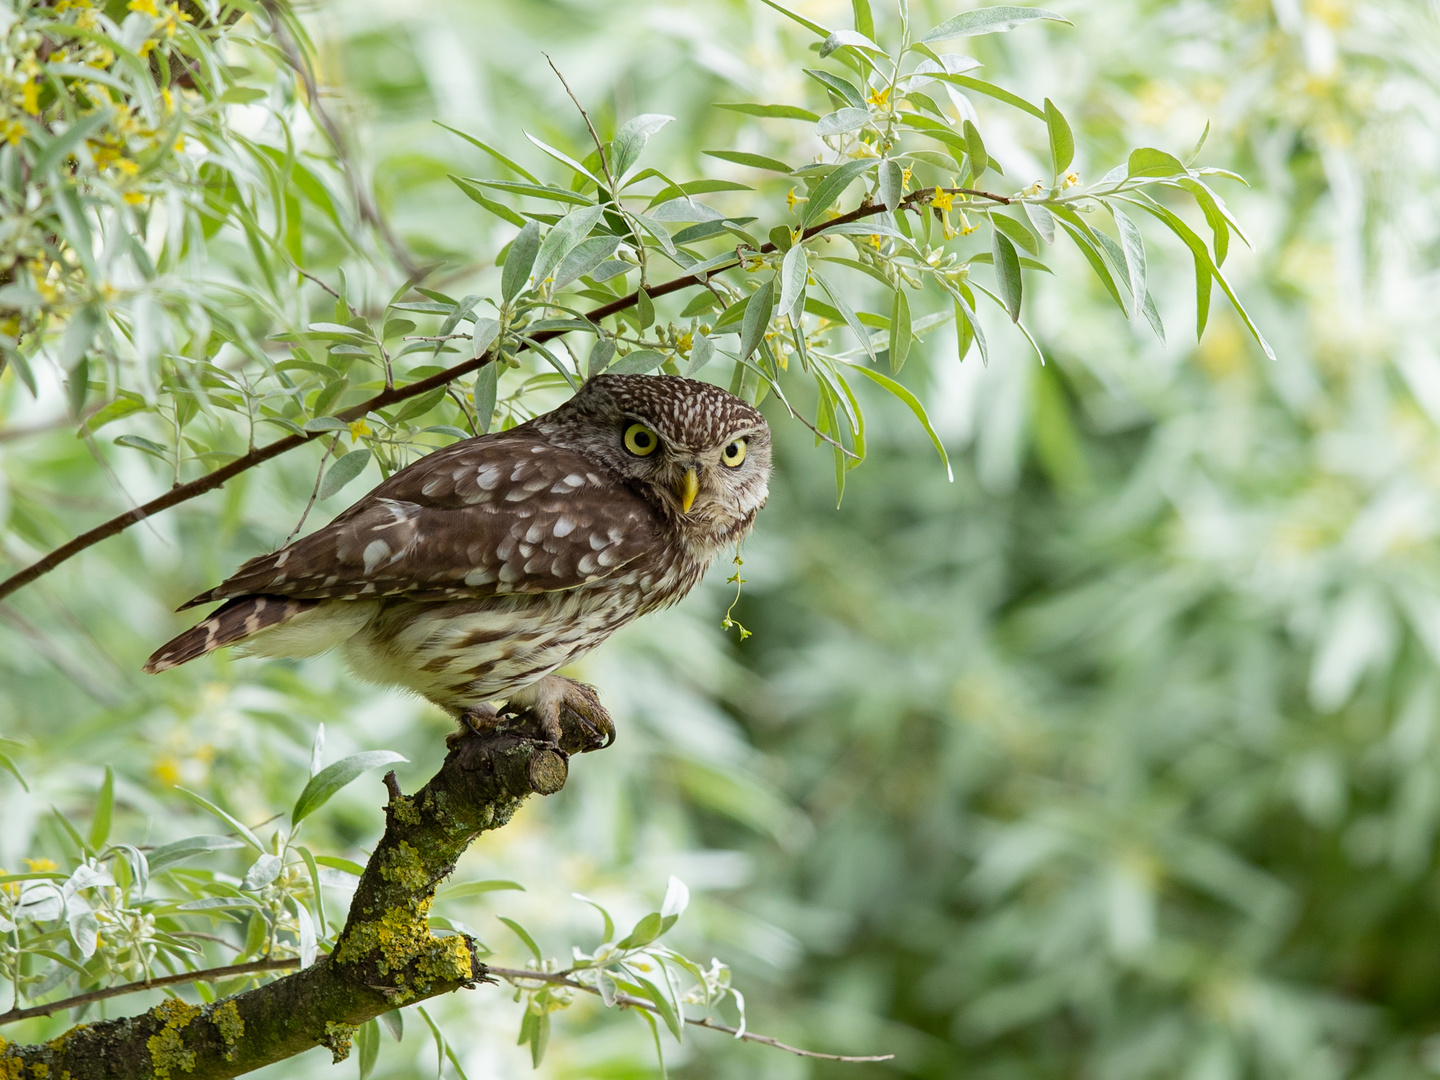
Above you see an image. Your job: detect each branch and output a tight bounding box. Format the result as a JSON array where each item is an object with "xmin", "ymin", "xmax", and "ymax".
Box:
[
  {"xmin": 0, "ymin": 184, "xmax": 1010, "ymax": 604},
  {"xmin": 0, "ymin": 959, "xmax": 300, "ymax": 1027},
  {"xmin": 487, "ymin": 967, "xmax": 894, "ymax": 1063},
  {"xmin": 0, "ymin": 705, "xmax": 607, "ymax": 1079}
]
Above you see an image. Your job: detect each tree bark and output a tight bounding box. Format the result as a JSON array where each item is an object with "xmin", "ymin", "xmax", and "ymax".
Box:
[{"xmin": 0, "ymin": 707, "xmax": 606, "ymax": 1079}]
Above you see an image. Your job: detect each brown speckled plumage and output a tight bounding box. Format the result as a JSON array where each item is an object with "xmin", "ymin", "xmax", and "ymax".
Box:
[{"xmin": 145, "ymin": 375, "xmax": 770, "ymax": 731}]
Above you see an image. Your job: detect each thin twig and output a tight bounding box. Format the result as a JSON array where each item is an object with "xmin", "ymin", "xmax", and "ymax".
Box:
[
  {"xmin": 296, "ymin": 267, "xmax": 346, "ymax": 307},
  {"xmin": 0, "ymin": 958, "xmax": 301, "ymax": 1027},
  {"xmin": 487, "ymin": 967, "xmax": 893, "ymax": 1063},
  {"xmin": 403, "ymin": 334, "xmax": 471, "ymax": 343},
  {"xmin": 0, "ymin": 186, "xmax": 1010, "ymax": 604},
  {"xmin": 283, "ymin": 435, "xmax": 341, "ymax": 546}
]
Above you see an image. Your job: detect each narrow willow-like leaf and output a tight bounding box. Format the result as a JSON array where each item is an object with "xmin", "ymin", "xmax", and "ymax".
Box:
[
  {"xmin": 801, "ymin": 159, "xmax": 875, "ymax": 227},
  {"xmin": 850, "ymin": 365, "xmax": 953, "ymax": 480},
  {"xmin": 612, "ymin": 114, "xmax": 675, "ymax": 177},
  {"xmin": 779, "ymin": 243, "xmax": 809, "ymax": 320},
  {"xmin": 739, "ymin": 278, "xmax": 776, "ymax": 361},
  {"xmin": 318, "ymin": 449, "xmax": 372, "ymax": 500},
  {"xmin": 1111, "ymin": 206, "xmax": 1148, "ymax": 318},
  {"xmin": 813, "ymin": 268, "xmax": 876, "ymax": 361},
  {"xmin": 922, "ymin": 6, "xmax": 1071, "ymax": 42},
  {"xmin": 888, "ymin": 288, "xmax": 912, "ymax": 373},
  {"xmin": 715, "ymin": 102, "xmax": 820, "ymax": 121},
  {"xmin": 1044, "ymin": 98, "xmax": 1074, "ymax": 176},
  {"xmin": 992, "ymin": 229, "xmax": 1023, "ymax": 321},
  {"xmin": 501, "ymin": 220, "xmax": 542, "ymax": 304},
  {"xmin": 291, "ymin": 750, "xmax": 408, "ymax": 824}
]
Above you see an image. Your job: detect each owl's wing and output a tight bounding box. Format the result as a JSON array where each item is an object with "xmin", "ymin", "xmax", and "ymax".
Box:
[{"xmin": 182, "ymin": 432, "xmax": 663, "ymax": 607}]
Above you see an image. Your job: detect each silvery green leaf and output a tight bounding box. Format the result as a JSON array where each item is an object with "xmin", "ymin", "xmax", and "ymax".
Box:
[
  {"xmin": 63, "ymin": 863, "xmax": 115, "ymax": 899},
  {"xmin": 291, "ymin": 751, "xmax": 408, "ymax": 824},
  {"xmin": 472, "ymin": 317, "xmax": 500, "ymax": 359},
  {"xmin": 295, "ymin": 899, "xmax": 317, "ymax": 967},
  {"xmin": 739, "ymin": 278, "xmax": 776, "ymax": 361},
  {"xmin": 474, "ymin": 362, "xmax": 498, "ymax": 433},
  {"xmin": 588, "ymin": 338, "xmax": 616, "ymax": 379},
  {"xmin": 1023, "ymin": 201, "xmax": 1057, "ymax": 244},
  {"xmin": 501, "ymin": 220, "xmax": 542, "ymax": 304},
  {"xmin": 1127, "ymin": 147, "xmax": 1188, "ymax": 178},
  {"xmin": 819, "ymin": 29, "xmax": 887, "ymax": 57},
  {"xmin": 649, "ymin": 199, "xmax": 727, "ymax": 223},
  {"xmin": 661, "ymin": 875, "xmax": 690, "ymax": 918},
  {"xmin": 992, "ymin": 228, "xmax": 1023, "ymax": 321},
  {"xmin": 684, "ymin": 332, "xmax": 715, "ymax": 376},
  {"xmin": 553, "ymin": 235, "xmax": 622, "ymax": 289},
  {"xmin": 309, "ymin": 723, "xmax": 325, "ymax": 777},
  {"xmin": 17, "ymin": 881, "xmax": 63, "ymax": 921},
  {"xmin": 147, "ymin": 835, "xmax": 246, "ymax": 873},
  {"xmin": 922, "ymin": 6, "xmax": 1070, "ymax": 42},
  {"xmin": 801, "ymin": 159, "xmax": 875, "ymax": 227},
  {"xmin": 241, "ymin": 853, "xmax": 283, "ymax": 892},
  {"xmin": 318, "ymin": 449, "xmax": 371, "ymax": 501},
  {"xmin": 1111, "ymin": 206, "xmax": 1148, "ymax": 318},
  {"xmin": 816, "ymin": 108, "xmax": 872, "ymax": 136},
  {"xmin": 612, "ymin": 114, "xmax": 675, "ymax": 178},
  {"xmin": 879, "ymin": 159, "xmax": 903, "ymax": 211},
  {"xmin": 70, "ymin": 908, "xmax": 100, "ymax": 958},
  {"xmin": 531, "ymin": 205, "xmax": 607, "ymax": 286},
  {"xmin": 779, "ymin": 243, "xmax": 809, "ymax": 320},
  {"xmin": 1044, "ymin": 98, "xmax": 1074, "ymax": 175},
  {"xmin": 607, "ymin": 349, "xmax": 665, "ymax": 376}
]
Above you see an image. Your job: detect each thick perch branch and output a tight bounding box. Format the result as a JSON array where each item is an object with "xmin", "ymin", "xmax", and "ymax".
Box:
[
  {"xmin": 0, "ymin": 707, "xmax": 604, "ymax": 1079},
  {"xmin": 0, "ymin": 183, "xmax": 1008, "ymax": 605}
]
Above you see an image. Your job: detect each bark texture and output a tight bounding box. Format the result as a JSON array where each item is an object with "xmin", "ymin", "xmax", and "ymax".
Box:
[{"xmin": 0, "ymin": 707, "xmax": 605, "ymax": 1079}]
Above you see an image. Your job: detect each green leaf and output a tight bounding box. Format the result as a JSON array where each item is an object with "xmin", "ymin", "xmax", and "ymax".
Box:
[
  {"xmin": 804, "ymin": 69, "xmax": 865, "ymax": 109},
  {"xmin": 888, "ymin": 288, "xmax": 912, "ymax": 373},
  {"xmin": 636, "ymin": 288, "xmax": 656, "ymax": 329},
  {"xmin": 499, "ymin": 916, "xmax": 544, "ymax": 962},
  {"xmin": 820, "ymin": 29, "xmax": 888, "ymax": 57},
  {"xmin": 636, "ymin": 974, "xmax": 684, "ymax": 1040},
  {"xmin": 291, "ymin": 750, "xmax": 408, "ymax": 825},
  {"xmin": 1044, "ymin": 98, "xmax": 1074, "ymax": 176},
  {"xmin": 474, "ymin": 362, "xmax": 499, "ymax": 433},
  {"xmin": 146, "ymin": 835, "xmax": 245, "ymax": 874},
  {"xmin": 83, "ymin": 397, "xmax": 147, "ymax": 433},
  {"xmin": 801, "ymin": 159, "xmax": 875, "ymax": 227},
  {"xmin": 0, "ymin": 749, "xmax": 29, "ymax": 792},
  {"xmin": 587, "ymin": 338, "xmax": 616, "ymax": 379},
  {"xmin": 612, "ymin": 113, "xmax": 675, "ymax": 177},
  {"xmin": 114, "ymin": 435, "xmax": 169, "ymax": 461},
  {"xmin": 1023, "ymin": 201, "xmax": 1057, "ymax": 244},
  {"xmin": 922, "ymin": 6, "xmax": 1071, "ymax": 42},
  {"xmin": 435, "ymin": 122, "xmax": 541, "ymax": 183},
  {"xmin": 1111, "ymin": 206, "xmax": 1148, "ymax": 318},
  {"xmin": 739, "ymin": 278, "xmax": 776, "ymax": 361},
  {"xmin": 438, "ymin": 879, "xmax": 525, "ymax": 900},
  {"xmin": 379, "ymin": 1010, "xmax": 404, "ymax": 1042},
  {"xmin": 608, "ymin": 349, "xmax": 666, "ymax": 375},
  {"xmin": 532, "ymin": 205, "xmax": 606, "ymax": 287},
  {"xmin": 991, "ymin": 228, "xmax": 1023, "ymax": 321},
  {"xmin": 173, "ymin": 787, "xmax": 263, "ymax": 852},
  {"xmin": 779, "ymin": 243, "xmax": 809, "ymax": 321},
  {"xmin": 879, "ymin": 159, "xmax": 903, "ymax": 211},
  {"xmin": 617, "ymin": 911, "xmax": 665, "ymax": 950},
  {"xmin": 963, "ymin": 120, "xmax": 988, "ymax": 178},
  {"xmin": 448, "ymin": 176, "xmax": 530, "ymax": 227},
  {"xmin": 813, "ymin": 269, "xmax": 876, "ymax": 361},
  {"xmin": 816, "ymin": 108, "xmax": 873, "ymax": 137},
  {"xmin": 502, "ymin": 220, "xmax": 542, "ymax": 304},
  {"xmin": 314, "ymin": 855, "xmax": 367, "ymax": 876},
  {"xmin": 318, "ymin": 449, "xmax": 372, "ymax": 501},
  {"xmin": 715, "ymin": 103, "xmax": 819, "ymax": 121},
  {"xmin": 991, "ymin": 213, "xmax": 1039, "ymax": 256},
  {"xmin": 457, "ymin": 177, "xmax": 593, "ymax": 205},
  {"xmin": 926, "ymin": 74, "xmax": 1046, "ymax": 120},
  {"xmin": 553, "ymin": 235, "xmax": 623, "ymax": 289},
  {"xmin": 355, "ymin": 1018, "xmax": 380, "ymax": 1080},
  {"xmin": 685, "ymin": 332, "xmax": 716, "ymax": 376},
  {"xmin": 850, "ymin": 365, "xmax": 953, "ymax": 480},
  {"xmin": 1127, "ymin": 147, "xmax": 1188, "ymax": 179},
  {"xmin": 89, "ymin": 766, "xmax": 114, "ymax": 851},
  {"xmin": 756, "ymin": 0, "xmax": 831, "ymax": 36},
  {"xmin": 852, "ymin": 0, "xmax": 875, "ymax": 36},
  {"xmin": 702, "ymin": 150, "xmax": 794, "ymax": 173}
]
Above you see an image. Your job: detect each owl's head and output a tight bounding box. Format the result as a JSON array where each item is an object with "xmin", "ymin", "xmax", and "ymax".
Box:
[{"xmin": 544, "ymin": 374, "xmax": 771, "ymax": 542}]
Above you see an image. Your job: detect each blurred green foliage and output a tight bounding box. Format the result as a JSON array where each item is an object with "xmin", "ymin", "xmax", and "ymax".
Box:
[{"xmin": 3, "ymin": 0, "xmax": 1439, "ymax": 1077}]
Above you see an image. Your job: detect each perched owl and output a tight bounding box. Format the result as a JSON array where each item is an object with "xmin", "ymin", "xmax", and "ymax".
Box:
[{"xmin": 144, "ymin": 374, "xmax": 771, "ymax": 744}]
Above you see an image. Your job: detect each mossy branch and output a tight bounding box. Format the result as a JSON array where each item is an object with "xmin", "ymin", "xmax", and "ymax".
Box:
[{"xmin": 0, "ymin": 708, "xmax": 605, "ymax": 1079}]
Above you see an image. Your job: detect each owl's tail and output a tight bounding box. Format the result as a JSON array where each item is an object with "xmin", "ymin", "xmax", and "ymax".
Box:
[{"xmin": 144, "ymin": 595, "xmax": 318, "ymax": 673}]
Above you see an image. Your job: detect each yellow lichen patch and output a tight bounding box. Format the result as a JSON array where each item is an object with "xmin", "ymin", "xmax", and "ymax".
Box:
[
  {"xmin": 389, "ymin": 793, "xmax": 423, "ymax": 826},
  {"xmin": 28, "ymin": 1065, "xmax": 48, "ymax": 1078},
  {"xmin": 321, "ymin": 1022, "xmax": 357, "ymax": 1064},
  {"xmin": 417, "ymin": 934, "xmax": 474, "ymax": 987},
  {"xmin": 146, "ymin": 998, "xmax": 201, "ymax": 1078},
  {"xmin": 379, "ymin": 841, "xmax": 428, "ymax": 890},
  {"xmin": 334, "ymin": 897, "xmax": 433, "ymax": 974},
  {"xmin": 210, "ymin": 1000, "xmax": 244, "ymax": 1061}
]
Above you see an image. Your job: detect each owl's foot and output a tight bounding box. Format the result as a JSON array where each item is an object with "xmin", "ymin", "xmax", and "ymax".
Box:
[
  {"xmin": 445, "ymin": 702, "xmax": 501, "ymax": 749},
  {"xmin": 503, "ymin": 675, "xmax": 615, "ymax": 754}
]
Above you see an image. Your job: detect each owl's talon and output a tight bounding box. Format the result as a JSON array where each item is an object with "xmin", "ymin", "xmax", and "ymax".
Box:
[
  {"xmin": 446, "ymin": 703, "xmax": 501, "ymax": 749},
  {"xmin": 504, "ymin": 675, "xmax": 615, "ymax": 755}
]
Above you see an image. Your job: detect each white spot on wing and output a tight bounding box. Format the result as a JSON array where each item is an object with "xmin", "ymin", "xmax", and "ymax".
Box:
[{"xmin": 363, "ymin": 539, "xmax": 391, "ymax": 574}]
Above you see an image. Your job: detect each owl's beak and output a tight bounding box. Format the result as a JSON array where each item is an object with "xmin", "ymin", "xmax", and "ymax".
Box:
[{"xmin": 676, "ymin": 467, "xmax": 700, "ymax": 515}]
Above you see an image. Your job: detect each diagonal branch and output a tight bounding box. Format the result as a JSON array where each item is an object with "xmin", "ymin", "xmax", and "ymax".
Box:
[
  {"xmin": 0, "ymin": 184, "xmax": 1009, "ymax": 605},
  {"xmin": 0, "ymin": 707, "xmax": 604, "ymax": 1079}
]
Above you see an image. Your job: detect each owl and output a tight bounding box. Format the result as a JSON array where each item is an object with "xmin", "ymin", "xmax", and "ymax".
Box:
[{"xmin": 144, "ymin": 374, "xmax": 771, "ymax": 745}]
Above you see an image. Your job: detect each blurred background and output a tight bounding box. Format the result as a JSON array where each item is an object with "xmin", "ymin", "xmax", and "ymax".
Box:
[{"xmin": 5, "ymin": 0, "xmax": 1440, "ymax": 1076}]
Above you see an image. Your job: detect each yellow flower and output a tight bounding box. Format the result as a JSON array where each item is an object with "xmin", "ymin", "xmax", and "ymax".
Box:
[
  {"xmin": 138, "ymin": 38, "xmax": 157, "ymax": 57},
  {"xmin": 931, "ymin": 187, "xmax": 955, "ymax": 212},
  {"xmin": 348, "ymin": 419, "xmax": 371, "ymax": 439},
  {"xmin": 866, "ymin": 234, "xmax": 883, "ymax": 249},
  {"xmin": 123, "ymin": 191, "xmax": 146, "ymax": 205},
  {"xmin": 23, "ymin": 857, "xmax": 58, "ymax": 873},
  {"xmin": 1025, "ymin": 181, "xmax": 1044, "ymax": 196},
  {"xmin": 866, "ymin": 85, "xmax": 891, "ymax": 107},
  {"xmin": 114, "ymin": 157, "xmax": 139, "ymax": 176},
  {"xmin": 21, "ymin": 81, "xmax": 40, "ymax": 116},
  {"xmin": 128, "ymin": 0, "xmax": 159, "ymax": 15},
  {"xmin": 901, "ymin": 166, "xmax": 913, "ymax": 187},
  {"xmin": 786, "ymin": 187, "xmax": 801, "ymax": 210},
  {"xmin": 848, "ymin": 142, "xmax": 880, "ymax": 159},
  {"xmin": 152, "ymin": 756, "xmax": 181, "ymax": 786},
  {"xmin": 676, "ymin": 331, "xmax": 693, "ymax": 354},
  {"xmin": 0, "ymin": 119, "xmax": 23, "ymax": 146},
  {"xmin": 1063, "ymin": 170, "xmax": 1080, "ymax": 188}
]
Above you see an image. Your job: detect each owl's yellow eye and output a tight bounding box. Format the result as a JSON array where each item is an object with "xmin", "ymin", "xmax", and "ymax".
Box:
[
  {"xmin": 624, "ymin": 423, "xmax": 659, "ymax": 456},
  {"xmin": 721, "ymin": 438, "xmax": 748, "ymax": 467}
]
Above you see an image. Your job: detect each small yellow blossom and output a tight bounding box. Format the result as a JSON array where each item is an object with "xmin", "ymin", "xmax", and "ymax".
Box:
[
  {"xmin": 866, "ymin": 85, "xmax": 891, "ymax": 107},
  {"xmin": 848, "ymin": 142, "xmax": 880, "ymax": 159},
  {"xmin": 901, "ymin": 166, "xmax": 913, "ymax": 187},
  {"xmin": 348, "ymin": 419, "xmax": 371, "ymax": 439},
  {"xmin": 786, "ymin": 187, "xmax": 803, "ymax": 211},
  {"xmin": 21, "ymin": 81, "xmax": 40, "ymax": 116},
  {"xmin": 138, "ymin": 39, "xmax": 157, "ymax": 57},
  {"xmin": 162, "ymin": 2, "xmax": 193, "ymax": 36},
  {"xmin": 152, "ymin": 756, "xmax": 181, "ymax": 786},
  {"xmin": 114, "ymin": 157, "xmax": 139, "ymax": 176},
  {"xmin": 24, "ymin": 857, "xmax": 59, "ymax": 873},
  {"xmin": 866, "ymin": 234, "xmax": 883, "ymax": 249},
  {"xmin": 1063, "ymin": 171, "xmax": 1080, "ymax": 188},
  {"xmin": 931, "ymin": 187, "xmax": 955, "ymax": 212},
  {"xmin": 1, "ymin": 316, "xmax": 20, "ymax": 338},
  {"xmin": 161, "ymin": 87, "xmax": 174, "ymax": 111},
  {"xmin": 0, "ymin": 119, "xmax": 23, "ymax": 146},
  {"xmin": 128, "ymin": 0, "xmax": 159, "ymax": 15},
  {"xmin": 1025, "ymin": 181, "xmax": 1045, "ymax": 196},
  {"xmin": 676, "ymin": 331, "xmax": 693, "ymax": 355},
  {"xmin": 123, "ymin": 191, "xmax": 146, "ymax": 205}
]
